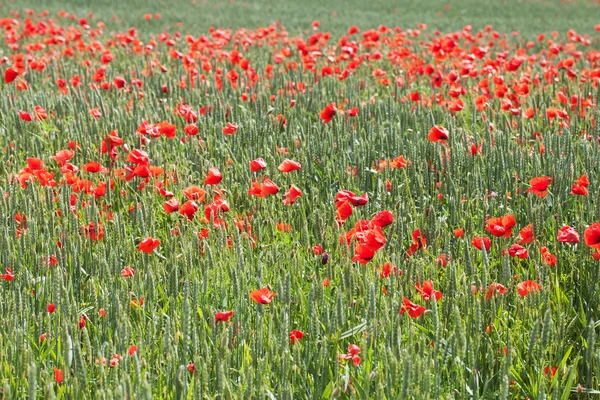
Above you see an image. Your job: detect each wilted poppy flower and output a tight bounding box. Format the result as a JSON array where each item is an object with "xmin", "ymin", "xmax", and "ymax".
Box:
[
  {"xmin": 584, "ymin": 222, "xmax": 600, "ymax": 249},
  {"xmin": 339, "ymin": 344, "xmax": 361, "ymax": 366},
  {"xmin": 527, "ymin": 176, "xmax": 551, "ymax": 198},
  {"xmin": 278, "ymin": 159, "xmax": 301, "ymax": 173},
  {"xmin": 428, "ymin": 125, "xmax": 449, "ymax": 142},
  {"xmin": 415, "ymin": 280, "xmax": 443, "ymax": 301},
  {"xmin": 539, "ymin": 247, "xmax": 557, "ymax": 266},
  {"xmin": 557, "ymin": 225, "xmax": 580, "ymax": 243},
  {"xmin": 517, "ymin": 280, "xmax": 541, "ymax": 296},
  {"xmin": 222, "ymin": 122, "xmax": 238, "ymax": 134},
  {"xmin": 471, "ymin": 236, "xmax": 491, "ymax": 251},
  {"xmin": 320, "ymin": 103, "xmax": 337, "ymax": 123},
  {"xmin": 289, "ymin": 330, "xmax": 305, "ymax": 344},
  {"xmin": 215, "ymin": 310, "xmax": 234, "ymax": 323},
  {"xmin": 137, "ymin": 237, "xmax": 161, "ymax": 254},
  {"xmin": 400, "ymin": 297, "xmax": 426, "ymax": 318},
  {"xmin": 250, "ymin": 287, "xmax": 277, "ymax": 304},
  {"xmin": 204, "ymin": 167, "xmax": 223, "ymax": 185},
  {"xmin": 250, "ymin": 158, "xmax": 266, "ymax": 172},
  {"xmin": 485, "ymin": 283, "xmax": 507, "ymax": 300},
  {"xmin": 82, "ymin": 222, "xmax": 104, "ymax": 241}
]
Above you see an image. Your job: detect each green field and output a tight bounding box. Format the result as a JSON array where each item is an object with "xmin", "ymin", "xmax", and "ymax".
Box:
[{"xmin": 1, "ymin": 0, "xmax": 600, "ymax": 398}]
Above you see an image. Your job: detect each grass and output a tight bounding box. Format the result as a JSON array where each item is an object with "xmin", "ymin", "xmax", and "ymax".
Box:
[{"xmin": 8, "ymin": 0, "xmax": 600, "ymax": 36}]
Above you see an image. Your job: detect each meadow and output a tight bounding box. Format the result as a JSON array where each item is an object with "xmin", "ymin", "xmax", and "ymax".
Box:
[{"xmin": 1, "ymin": 0, "xmax": 600, "ymax": 398}]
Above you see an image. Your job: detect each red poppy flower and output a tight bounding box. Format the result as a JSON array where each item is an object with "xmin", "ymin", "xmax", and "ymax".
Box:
[
  {"xmin": 400, "ymin": 297, "xmax": 426, "ymax": 318},
  {"xmin": 47, "ymin": 303, "xmax": 56, "ymax": 313},
  {"xmin": 180, "ymin": 200, "xmax": 199, "ymax": 220},
  {"xmin": 415, "ymin": 280, "xmax": 443, "ymax": 301},
  {"xmin": 336, "ymin": 190, "xmax": 368, "ymax": 207},
  {"xmin": 584, "ymin": 222, "xmax": 600, "ymax": 249},
  {"xmin": 485, "ymin": 283, "xmax": 507, "ymax": 300},
  {"xmin": 164, "ymin": 199, "xmax": 180, "ymax": 213},
  {"xmin": 518, "ymin": 224, "xmax": 534, "ymax": 244},
  {"xmin": 248, "ymin": 177, "xmax": 279, "ymax": 198},
  {"xmin": 121, "ymin": 266, "xmax": 135, "ymax": 278},
  {"xmin": 204, "ymin": 167, "xmax": 223, "ymax": 185},
  {"xmin": 371, "ymin": 210, "xmax": 394, "ymax": 228},
  {"xmin": 289, "ymin": 330, "xmax": 305, "ymax": 344},
  {"xmin": 486, "ymin": 214, "xmax": 516, "ymax": 238},
  {"xmin": 320, "ymin": 103, "xmax": 337, "ymax": 123},
  {"xmin": 282, "ymin": 185, "xmax": 302, "ymax": 205},
  {"xmin": 571, "ymin": 184, "xmax": 588, "ymax": 196},
  {"xmin": 557, "ymin": 225, "xmax": 580, "ymax": 243},
  {"xmin": 428, "ymin": 125, "xmax": 449, "ymax": 142},
  {"xmin": 54, "ymin": 368, "xmax": 63, "ymax": 384},
  {"xmin": 0, "ymin": 267, "xmax": 14, "ymax": 281},
  {"xmin": 137, "ymin": 237, "xmax": 161, "ymax": 254},
  {"xmin": 539, "ymin": 247, "xmax": 557, "ymax": 266},
  {"xmin": 250, "ymin": 287, "xmax": 277, "ymax": 304},
  {"xmin": 4, "ymin": 67, "xmax": 19, "ymax": 83},
  {"xmin": 527, "ymin": 176, "xmax": 551, "ymax": 198},
  {"xmin": 222, "ymin": 122, "xmax": 238, "ymax": 134},
  {"xmin": 312, "ymin": 244, "xmax": 324, "ymax": 255},
  {"xmin": 215, "ymin": 310, "xmax": 234, "ymax": 323},
  {"xmin": 250, "ymin": 158, "xmax": 267, "ymax": 172},
  {"xmin": 517, "ymin": 280, "xmax": 541, "ymax": 296},
  {"xmin": 471, "ymin": 236, "xmax": 491, "ymax": 251},
  {"xmin": 507, "ymin": 244, "xmax": 529, "ymax": 259},
  {"xmin": 82, "ymin": 222, "xmax": 104, "ymax": 241},
  {"xmin": 278, "ymin": 159, "xmax": 301, "ymax": 173},
  {"xmin": 19, "ymin": 110, "xmax": 32, "ymax": 121},
  {"xmin": 454, "ymin": 228, "xmax": 464, "ymax": 238},
  {"xmin": 183, "ymin": 186, "xmax": 206, "ymax": 202}
]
